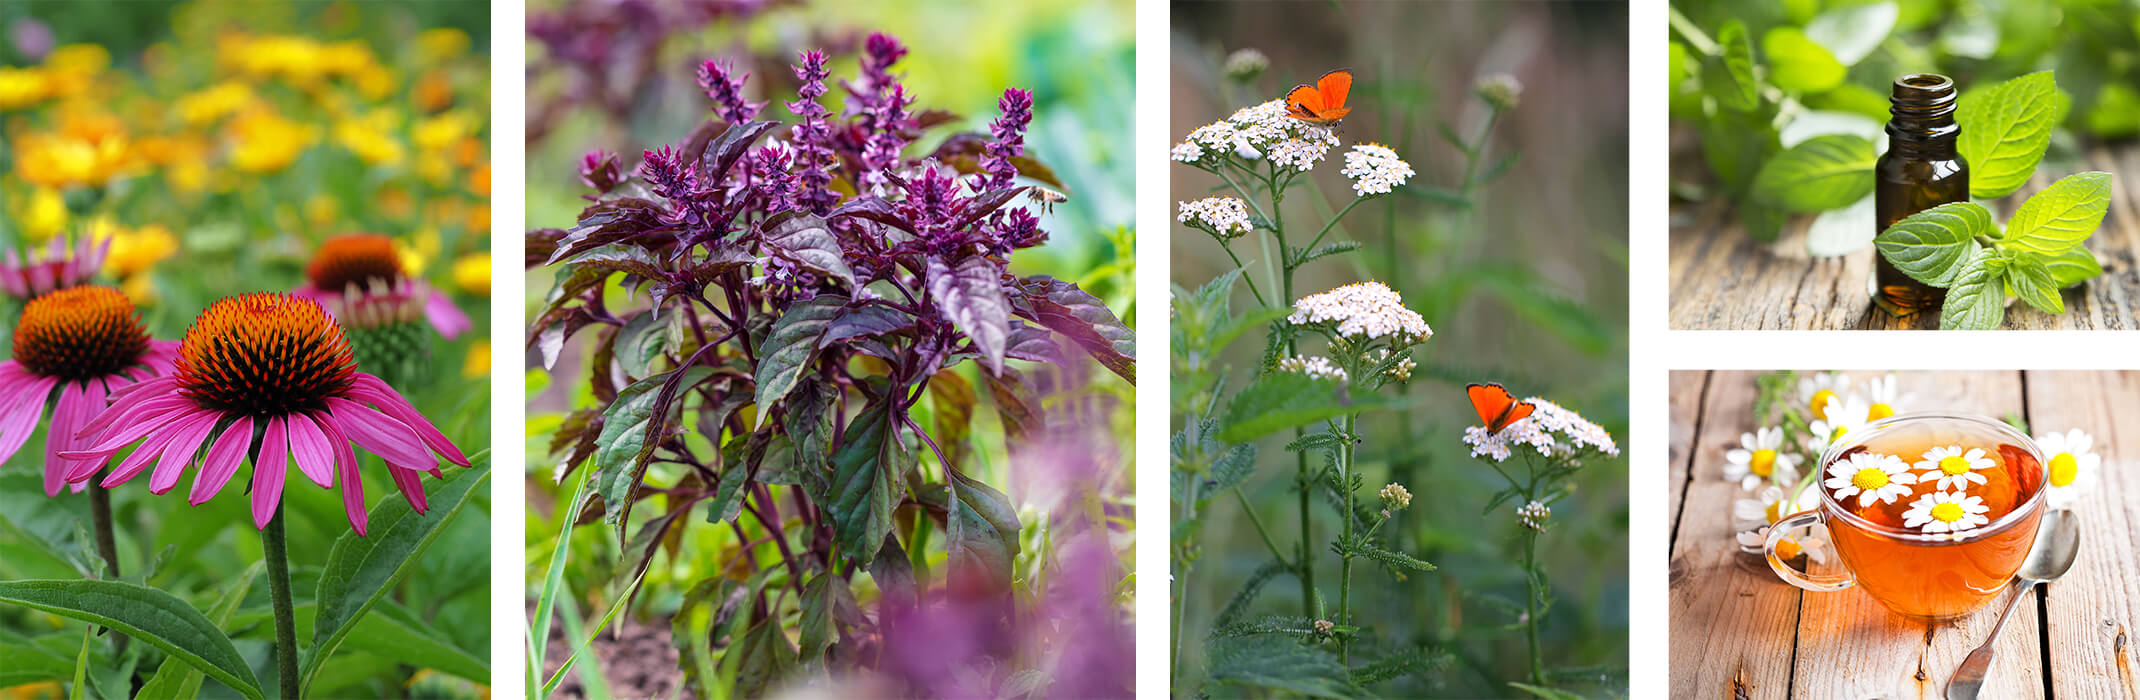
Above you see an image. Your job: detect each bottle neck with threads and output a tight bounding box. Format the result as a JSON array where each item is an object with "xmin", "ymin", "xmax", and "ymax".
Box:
[{"xmin": 1886, "ymin": 73, "xmax": 1959, "ymax": 160}]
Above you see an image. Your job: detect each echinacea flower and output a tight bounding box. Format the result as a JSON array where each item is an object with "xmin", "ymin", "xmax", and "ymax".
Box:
[
  {"xmin": 2036, "ymin": 428, "xmax": 2102, "ymax": 508},
  {"xmin": 1, "ymin": 234, "xmax": 109, "ymax": 300},
  {"xmin": 331, "ymin": 278, "xmax": 437, "ymax": 388},
  {"xmin": 1913, "ymin": 445, "xmax": 1992, "ymax": 491},
  {"xmin": 1722, "ymin": 427, "xmax": 1800, "ymax": 490},
  {"xmin": 292, "ymin": 234, "xmax": 470, "ymax": 339},
  {"xmin": 1176, "ymin": 197, "xmax": 1252, "ymax": 238},
  {"xmin": 1901, "ymin": 491, "xmax": 1991, "ymax": 533},
  {"xmin": 1339, "ymin": 143, "xmax": 1413, "ymax": 197},
  {"xmin": 0, "ymin": 286, "xmax": 177, "ymax": 495},
  {"xmin": 61, "ymin": 293, "xmax": 469, "ymax": 535},
  {"xmin": 1736, "ymin": 523, "xmax": 1830, "ymax": 564},
  {"xmin": 1797, "ymin": 372, "xmax": 1850, "ymax": 420},
  {"xmin": 1824, "ymin": 451, "xmax": 1916, "ymax": 507},
  {"xmin": 1733, "ymin": 484, "xmax": 1819, "ymax": 529},
  {"xmin": 1287, "ymin": 281, "xmax": 1431, "ymax": 345},
  {"xmin": 1805, "ymin": 394, "xmax": 1872, "ymax": 453},
  {"xmin": 1859, "ymin": 373, "xmax": 1910, "ymax": 421}
]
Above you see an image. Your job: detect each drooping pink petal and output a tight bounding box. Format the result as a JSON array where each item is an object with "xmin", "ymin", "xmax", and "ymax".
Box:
[
  {"xmin": 65, "ymin": 400, "xmax": 192, "ymax": 457},
  {"xmin": 84, "ymin": 408, "xmax": 199, "ymax": 485},
  {"xmin": 90, "ymin": 375, "xmax": 182, "ymax": 427},
  {"xmin": 72, "ymin": 393, "xmax": 192, "ymax": 443},
  {"xmin": 251, "ymin": 417, "xmax": 289, "ymax": 529},
  {"xmin": 324, "ymin": 397, "xmax": 436, "ymax": 470},
  {"xmin": 0, "ymin": 376, "xmax": 56, "ymax": 467},
  {"xmin": 285, "ymin": 412, "xmax": 335, "ymax": 489},
  {"xmin": 142, "ymin": 411, "xmax": 221, "ymax": 492},
  {"xmin": 422, "ymin": 290, "xmax": 472, "ymax": 339},
  {"xmin": 349, "ymin": 374, "xmax": 469, "ymax": 466},
  {"xmin": 316, "ymin": 416, "xmax": 368, "ymax": 535},
  {"xmin": 287, "ymin": 284, "xmax": 332, "ymax": 305},
  {"xmin": 43, "ymin": 381, "xmax": 89, "ymax": 496},
  {"xmin": 389, "ymin": 464, "xmax": 429, "ymax": 514},
  {"xmin": 187, "ymin": 416, "xmax": 253, "ymax": 505}
]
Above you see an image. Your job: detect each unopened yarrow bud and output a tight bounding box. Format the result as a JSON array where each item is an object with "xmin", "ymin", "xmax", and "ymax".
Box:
[
  {"xmin": 1312, "ymin": 619, "xmax": 1334, "ymax": 634},
  {"xmin": 1224, "ymin": 48, "xmax": 1269, "ymax": 82},
  {"xmin": 1475, "ymin": 73, "xmax": 1522, "ymax": 111},
  {"xmin": 1379, "ymin": 483, "xmax": 1412, "ymax": 511},
  {"xmin": 1518, "ymin": 500, "xmax": 1551, "ymax": 531}
]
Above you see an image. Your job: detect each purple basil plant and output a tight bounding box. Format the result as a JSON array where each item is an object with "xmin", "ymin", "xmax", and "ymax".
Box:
[{"xmin": 528, "ymin": 31, "xmax": 1134, "ymax": 698}]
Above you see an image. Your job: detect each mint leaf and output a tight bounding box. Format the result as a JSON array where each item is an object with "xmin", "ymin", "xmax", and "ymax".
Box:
[
  {"xmin": 2004, "ymin": 254, "xmax": 2064, "ymax": 314},
  {"xmin": 1705, "ymin": 20, "xmax": 1760, "ymax": 113},
  {"xmin": 1804, "ymin": 2, "xmax": 1898, "ymax": 65},
  {"xmin": 2041, "ymin": 246, "xmax": 2104, "ymax": 288},
  {"xmin": 2000, "ymin": 171, "xmax": 2112, "ymax": 257},
  {"xmin": 1751, "ymin": 134, "xmax": 1876, "ymax": 212},
  {"xmin": 1701, "ymin": 110, "xmax": 1779, "ymax": 193},
  {"xmin": 1762, "ymin": 27, "xmax": 1844, "ymax": 93},
  {"xmin": 1956, "ymin": 71, "xmax": 2060, "ymax": 199},
  {"xmin": 1875, "ymin": 201, "xmax": 1992, "ymax": 287},
  {"xmin": 1940, "ymin": 248, "xmax": 2008, "ymax": 330}
]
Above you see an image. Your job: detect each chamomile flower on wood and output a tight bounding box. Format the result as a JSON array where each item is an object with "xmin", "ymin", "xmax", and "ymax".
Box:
[
  {"xmin": 1824, "ymin": 451, "xmax": 1916, "ymax": 507},
  {"xmin": 1912, "ymin": 445, "xmax": 1993, "ymax": 491},
  {"xmin": 1736, "ymin": 523, "xmax": 1830, "ymax": 564},
  {"xmin": 1859, "ymin": 373, "xmax": 1911, "ymax": 421},
  {"xmin": 1805, "ymin": 394, "xmax": 1872, "ymax": 453},
  {"xmin": 2035, "ymin": 428, "xmax": 2102, "ymax": 508},
  {"xmin": 1901, "ymin": 491, "xmax": 1991, "ymax": 533},
  {"xmin": 1796, "ymin": 371, "xmax": 1851, "ymax": 420},
  {"xmin": 1722, "ymin": 427, "xmax": 1799, "ymax": 490},
  {"xmin": 1733, "ymin": 484, "xmax": 1819, "ymax": 529}
]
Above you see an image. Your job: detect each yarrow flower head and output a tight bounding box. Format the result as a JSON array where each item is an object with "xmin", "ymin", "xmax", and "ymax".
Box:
[
  {"xmin": 1177, "ymin": 197, "xmax": 1252, "ymax": 238},
  {"xmin": 1901, "ymin": 490, "xmax": 1991, "ymax": 534},
  {"xmin": 0, "ymin": 285, "xmax": 178, "ymax": 495},
  {"xmin": 1824, "ymin": 451, "xmax": 1916, "ymax": 507},
  {"xmin": 1287, "ymin": 281, "xmax": 1431, "ymax": 346},
  {"xmin": 1518, "ymin": 500, "xmax": 1550, "ymax": 531},
  {"xmin": 1462, "ymin": 396, "xmax": 1619, "ymax": 462},
  {"xmin": 1378, "ymin": 482, "xmax": 1412, "ymax": 511},
  {"xmin": 2, "ymin": 233, "xmax": 109, "ymax": 301},
  {"xmin": 292, "ymin": 234, "xmax": 471, "ymax": 340},
  {"xmin": 1278, "ymin": 354, "xmax": 1347, "ymax": 382},
  {"xmin": 1174, "ymin": 99, "xmax": 1339, "ymax": 169},
  {"xmin": 1223, "ymin": 48, "xmax": 1268, "ymax": 82},
  {"xmin": 1340, "ymin": 143, "xmax": 1414, "ymax": 197},
  {"xmin": 1474, "ymin": 73, "xmax": 1522, "ymax": 111},
  {"xmin": 60, "ymin": 293, "xmax": 470, "ymax": 535}
]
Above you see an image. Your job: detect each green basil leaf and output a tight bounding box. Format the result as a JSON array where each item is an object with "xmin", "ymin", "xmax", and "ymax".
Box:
[
  {"xmin": 1956, "ymin": 71, "xmax": 2060, "ymax": 199},
  {"xmin": 1704, "ymin": 20, "xmax": 1760, "ymax": 113},
  {"xmin": 2004, "ymin": 255, "xmax": 2065, "ymax": 314},
  {"xmin": 2041, "ymin": 246, "xmax": 2103, "ymax": 288},
  {"xmin": 1762, "ymin": 27, "xmax": 1845, "ymax": 93},
  {"xmin": 1751, "ymin": 134, "xmax": 1876, "ymax": 212},
  {"xmin": 1939, "ymin": 248, "xmax": 2008, "ymax": 330},
  {"xmin": 2001, "ymin": 171, "xmax": 2113, "ymax": 257},
  {"xmin": 1874, "ymin": 201, "xmax": 1992, "ymax": 287}
]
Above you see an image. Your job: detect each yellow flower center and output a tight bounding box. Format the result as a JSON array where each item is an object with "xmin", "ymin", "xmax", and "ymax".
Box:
[
  {"xmin": 1869, "ymin": 403, "xmax": 1895, "ymax": 421},
  {"xmin": 1930, "ymin": 502, "xmax": 1965, "ymax": 523},
  {"xmin": 1850, "ymin": 467, "xmax": 1889, "ymax": 491},
  {"xmin": 1939, "ymin": 455, "xmax": 1973, "ymax": 476},
  {"xmin": 1750, "ymin": 449, "xmax": 1777, "ymax": 477},
  {"xmin": 1776, "ymin": 538, "xmax": 1804, "ymax": 560},
  {"xmin": 1810, "ymin": 390, "xmax": 1836, "ymax": 419},
  {"xmin": 1829, "ymin": 425, "xmax": 1850, "ymax": 443},
  {"xmin": 2050, "ymin": 453, "xmax": 2078, "ymax": 487},
  {"xmin": 1765, "ymin": 501, "xmax": 1785, "ymax": 524}
]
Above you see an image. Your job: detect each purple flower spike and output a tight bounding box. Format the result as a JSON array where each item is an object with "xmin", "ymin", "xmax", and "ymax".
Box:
[
  {"xmin": 787, "ymin": 50, "xmax": 839, "ymax": 215},
  {"xmin": 860, "ymin": 84, "xmax": 913, "ymax": 194},
  {"xmin": 579, "ymin": 149, "xmax": 622, "ymax": 193},
  {"xmin": 977, "ymin": 88, "xmax": 1034, "ymax": 193},
  {"xmin": 696, "ymin": 58, "xmax": 762, "ymax": 124},
  {"xmin": 861, "ymin": 32, "xmax": 908, "ymax": 90}
]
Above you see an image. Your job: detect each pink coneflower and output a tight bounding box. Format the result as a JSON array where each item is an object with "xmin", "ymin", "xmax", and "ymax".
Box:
[
  {"xmin": 289, "ymin": 234, "xmax": 470, "ymax": 339},
  {"xmin": 1, "ymin": 234, "xmax": 109, "ymax": 300},
  {"xmin": 61, "ymin": 293, "xmax": 470, "ymax": 535},
  {"xmin": 0, "ymin": 285, "xmax": 177, "ymax": 495}
]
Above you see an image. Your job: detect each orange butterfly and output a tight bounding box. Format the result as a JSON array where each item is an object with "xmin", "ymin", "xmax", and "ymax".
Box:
[
  {"xmin": 1467, "ymin": 382, "xmax": 1536, "ymax": 435},
  {"xmin": 1285, "ymin": 69, "xmax": 1354, "ymax": 126}
]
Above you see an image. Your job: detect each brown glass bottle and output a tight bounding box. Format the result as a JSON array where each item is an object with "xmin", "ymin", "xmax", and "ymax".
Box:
[{"xmin": 1874, "ymin": 73, "xmax": 1968, "ymax": 316}]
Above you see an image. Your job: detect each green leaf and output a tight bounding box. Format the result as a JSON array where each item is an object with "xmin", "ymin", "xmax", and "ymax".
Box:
[
  {"xmin": 1205, "ymin": 634, "xmax": 1366, "ymax": 699},
  {"xmin": 734, "ymin": 616, "xmax": 798, "ymax": 697},
  {"xmin": 1700, "ymin": 110, "xmax": 1779, "ymax": 194},
  {"xmin": 138, "ymin": 561, "xmax": 263, "ymax": 700},
  {"xmin": 594, "ymin": 367, "xmax": 714, "ymax": 527},
  {"xmin": 1804, "ymin": 2, "xmax": 1898, "ymax": 65},
  {"xmin": 1751, "ymin": 134, "xmax": 1876, "ymax": 212},
  {"xmin": 2041, "ymin": 246, "xmax": 2103, "ymax": 288},
  {"xmin": 1218, "ymin": 373, "xmax": 1393, "ymax": 443},
  {"xmin": 1704, "ymin": 20, "xmax": 1760, "ymax": 112},
  {"xmin": 1956, "ymin": 71, "xmax": 2060, "ymax": 199},
  {"xmin": 943, "ymin": 465, "xmax": 1022, "ymax": 591},
  {"xmin": 1940, "ymin": 248, "xmax": 2008, "ymax": 330},
  {"xmin": 2005, "ymin": 255, "xmax": 2064, "ymax": 314},
  {"xmin": 613, "ymin": 309, "xmax": 667, "ymax": 380},
  {"xmin": 828, "ymin": 402, "xmax": 902, "ymax": 566},
  {"xmin": 705, "ymin": 445, "xmax": 755, "ymax": 524},
  {"xmin": 1206, "ymin": 443, "xmax": 1257, "ymax": 494},
  {"xmin": 796, "ymin": 573, "xmax": 843, "ymax": 663},
  {"xmin": 302, "ymin": 454, "xmax": 491, "ymax": 696},
  {"xmin": 0, "ymin": 579, "xmax": 262, "ymax": 700},
  {"xmin": 752, "ymin": 296, "xmax": 848, "ymax": 423},
  {"xmin": 2001, "ymin": 171, "xmax": 2112, "ymax": 257},
  {"xmin": 1761, "ymin": 27, "xmax": 1844, "ymax": 93},
  {"xmin": 1874, "ymin": 201, "xmax": 1993, "ymax": 287}
]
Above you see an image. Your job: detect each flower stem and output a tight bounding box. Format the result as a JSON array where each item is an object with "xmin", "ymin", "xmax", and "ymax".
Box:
[
  {"xmin": 263, "ymin": 506, "xmax": 300, "ymax": 699},
  {"xmin": 88, "ymin": 480, "xmax": 120, "ymax": 580},
  {"xmin": 1523, "ymin": 528, "xmax": 1543, "ymax": 685},
  {"xmin": 1336, "ymin": 414, "xmax": 1357, "ymax": 665}
]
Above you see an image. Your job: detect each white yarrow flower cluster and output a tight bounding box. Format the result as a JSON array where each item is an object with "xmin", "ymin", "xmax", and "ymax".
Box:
[
  {"xmin": 1462, "ymin": 397, "xmax": 1618, "ymax": 463},
  {"xmin": 1173, "ymin": 99, "xmax": 1343, "ymax": 169},
  {"xmin": 1287, "ymin": 281, "xmax": 1431, "ymax": 344},
  {"xmin": 1340, "ymin": 143, "xmax": 1414, "ymax": 197},
  {"xmin": 1177, "ymin": 197, "xmax": 1253, "ymax": 238},
  {"xmin": 1518, "ymin": 500, "xmax": 1550, "ymax": 531},
  {"xmin": 1278, "ymin": 355, "xmax": 1349, "ymax": 382}
]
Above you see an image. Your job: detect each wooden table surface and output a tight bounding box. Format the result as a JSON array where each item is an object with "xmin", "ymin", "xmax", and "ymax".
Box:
[
  {"xmin": 1669, "ymin": 144, "xmax": 2140, "ymax": 330},
  {"xmin": 1669, "ymin": 370, "xmax": 2140, "ymax": 698}
]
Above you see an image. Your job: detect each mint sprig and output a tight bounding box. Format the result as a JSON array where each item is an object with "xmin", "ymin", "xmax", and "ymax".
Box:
[{"xmin": 1874, "ymin": 171, "xmax": 2114, "ymax": 329}]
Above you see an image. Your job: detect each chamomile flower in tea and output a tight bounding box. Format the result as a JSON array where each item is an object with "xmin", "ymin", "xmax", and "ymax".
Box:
[
  {"xmin": 2035, "ymin": 428, "xmax": 2102, "ymax": 508},
  {"xmin": 1824, "ymin": 451, "xmax": 1917, "ymax": 507},
  {"xmin": 1913, "ymin": 445, "xmax": 1993, "ymax": 491},
  {"xmin": 1900, "ymin": 490, "xmax": 1992, "ymax": 533},
  {"xmin": 0, "ymin": 286, "xmax": 178, "ymax": 495},
  {"xmin": 1722, "ymin": 426, "xmax": 1798, "ymax": 490}
]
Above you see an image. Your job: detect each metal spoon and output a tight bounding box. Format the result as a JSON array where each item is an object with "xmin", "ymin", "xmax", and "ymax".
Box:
[{"xmin": 1945, "ymin": 509, "xmax": 2081, "ymax": 700}]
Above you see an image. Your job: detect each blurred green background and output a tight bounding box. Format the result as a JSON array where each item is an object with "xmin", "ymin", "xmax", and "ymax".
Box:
[{"xmin": 1172, "ymin": 1, "xmax": 1630, "ymax": 694}]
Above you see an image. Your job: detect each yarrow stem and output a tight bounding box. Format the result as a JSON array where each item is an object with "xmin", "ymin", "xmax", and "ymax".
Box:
[{"xmin": 263, "ymin": 503, "xmax": 299, "ymax": 699}]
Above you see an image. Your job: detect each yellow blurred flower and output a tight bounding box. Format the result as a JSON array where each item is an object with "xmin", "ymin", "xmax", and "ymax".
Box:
[
  {"xmin": 122, "ymin": 273, "xmax": 158, "ymax": 305},
  {"xmin": 41, "ymin": 44, "xmax": 110, "ymax": 98},
  {"xmin": 355, "ymin": 64, "xmax": 397, "ymax": 101},
  {"xmin": 91, "ymin": 221, "xmax": 180, "ymax": 278},
  {"xmin": 454, "ymin": 137, "xmax": 484, "ymax": 170},
  {"xmin": 0, "ymin": 67, "xmax": 52, "ymax": 110},
  {"xmin": 462, "ymin": 340, "xmax": 490, "ymax": 379},
  {"xmin": 335, "ymin": 109, "xmax": 406, "ymax": 167},
  {"xmin": 466, "ymin": 203, "xmax": 490, "ymax": 233},
  {"xmin": 398, "ymin": 227, "xmax": 439, "ymax": 275},
  {"xmin": 19, "ymin": 188, "xmax": 69, "ymax": 243},
  {"xmin": 176, "ymin": 81, "xmax": 255, "ymax": 127},
  {"xmin": 416, "ymin": 28, "xmax": 471, "ymax": 63},
  {"xmin": 414, "ymin": 70, "xmax": 455, "ymax": 113},
  {"xmin": 229, "ymin": 108, "xmax": 317, "ymax": 174},
  {"xmin": 378, "ymin": 186, "xmax": 413, "ymax": 220},
  {"xmin": 306, "ymin": 193, "xmax": 340, "ymax": 229},
  {"xmin": 470, "ymin": 162, "xmax": 490, "ymax": 197},
  {"xmin": 13, "ymin": 112, "xmax": 132, "ymax": 189},
  {"xmin": 451, "ymin": 252, "xmax": 490, "ymax": 296},
  {"xmin": 414, "ymin": 110, "xmax": 475, "ymax": 153}
]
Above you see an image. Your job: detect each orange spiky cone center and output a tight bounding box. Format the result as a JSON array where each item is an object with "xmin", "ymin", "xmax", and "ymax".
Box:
[
  {"xmin": 307, "ymin": 235, "xmax": 404, "ymax": 292},
  {"xmin": 176, "ymin": 293, "xmax": 357, "ymax": 416},
  {"xmin": 12, "ymin": 285, "xmax": 150, "ymax": 380}
]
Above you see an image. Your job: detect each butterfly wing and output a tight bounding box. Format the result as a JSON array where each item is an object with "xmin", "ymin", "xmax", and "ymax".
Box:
[
  {"xmin": 1467, "ymin": 382, "xmax": 1534, "ymax": 434},
  {"xmin": 1498, "ymin": 400, "xmax": 1537, "ymax": 433},
  {"xmin": 1314, "ymin": 69, "xmax": 1353, "ymax": 121},
  {"xmin": 1285, "ymin": 82, "xmax": 1325, "ymax": 121}
]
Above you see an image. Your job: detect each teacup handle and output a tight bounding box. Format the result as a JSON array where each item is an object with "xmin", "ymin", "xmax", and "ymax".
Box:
[{"xmin": 1765, "ymin": 510, "xmax": 1854, "ymax": 592}]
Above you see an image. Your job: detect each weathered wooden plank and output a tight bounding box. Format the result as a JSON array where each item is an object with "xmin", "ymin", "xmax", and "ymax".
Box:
[
  {"xmin": 2022, "ymin": 371, "xmax": 2140, "ymax": 698},
  {"xmin": 1669, "ymin": 370, "xmax": 1801, "ymax": 699},
  {"xmin": 1790, "ymin": 372, "xmax": 2043, "ymax": 699},
  {"xmin": 1667, "ymin": 370, "xmax": 1710, "ymax": 524},
  {"xmin": 1670, "ymin": 144, "xmax": 2139, "ymax": 330}
]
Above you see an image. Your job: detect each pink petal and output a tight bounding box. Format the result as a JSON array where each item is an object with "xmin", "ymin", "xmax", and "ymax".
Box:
[
  {"xmin": 86, "ymin": 376, "xmax": 182, "ymax": 432},
  {"xmin": 143, "ymin": 412, "xmax": 220, "ymax": 493},
  {"xmin": 389, "ymin": 464, "xmax": 429, "ymax": 514},
  {"xmin": 91, "ymin": 409, "xmax": 202, "ymax": 486},
  {"xmin": 285, "ymin": 412, "xmax": 335, "ymax": 489},
  {"xmin": 350, "ymin": 374, "xmax": 469, "ymax": 466},
  {"xmin": 43, "ymin": 381, "xmax": 88, "ymax": 496},
  {"xmin": 0, "ymin": 378, "xmax": 55, "ymax": 468},
  {"xmin": 316, "ymin": 416, "xmax": 367, "ymax": 536},
  {"xmin": 251, "ymin": 417, "xmax": 288, "ymax": 529},
  {"xmin": 186, "ymin": 416, "xmax": 253, "ymax": 504},
  {"xmin": 65, "ymin": 400, "xmax": 190, "ymax": 457},
  {"xmin": 422, "ymin": 291, "xmax": 471, "ymax": 340},
  {"xmin": 73, "ymin": 394, "xmax": 192, "ymax": 443},
  {"xmin": 324, "ymin": 397, "xmax": 435, "ymax": 470}
]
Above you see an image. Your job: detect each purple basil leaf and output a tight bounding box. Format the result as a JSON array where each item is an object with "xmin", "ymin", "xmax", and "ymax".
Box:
[
  {"xmin": 698, "ymin": 120, "xmax": 780, "ymax": 182},
  {"xmin": 761, "ymin": 212, "xmax": 858, "ymax": 288},
  {"xmin": 1011, "ymin": 275, "xmax": 1135, "ymax": 384},
  {"xmin": 829, "ymin": 401, "xmax": 900, "ymax": 566},
  {"xmin": 546, "ymin": 198, "xmax": 672, "ymax": 265},
  {"xmin": 927, "ymin": 255, "xmax": 1011, "ymax": 375},
  {"xmin": 820, "ymin": 305, "xmax": 916, "ymax": 347},
  {"xmin": 828, "ymin": 196, "xmax": 912, "ymax": 231},
  {"xmin": 951, "ymin": 186, "xmax": 1031, "ymax": 233},
  {"xmin": 1003, "ymin": 320, "xmax": 1062, "ymax": 364}
]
